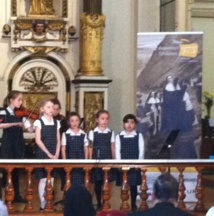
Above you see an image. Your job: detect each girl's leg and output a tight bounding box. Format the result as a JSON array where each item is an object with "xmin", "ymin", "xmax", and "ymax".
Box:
[
  {"xmin": 38, "ymin": 178, "xmax": 54, "ymax": 210},
  {"xmin": 38, "ymin": 178, "xmax": 47, "ymax": 209},
  {"xmin": 94, "ymin": 180, "xmax": 103, "ymax": 210},
  {"xmin": 130, "ymin": 185, "xmax": 137, "ymax": 210}
]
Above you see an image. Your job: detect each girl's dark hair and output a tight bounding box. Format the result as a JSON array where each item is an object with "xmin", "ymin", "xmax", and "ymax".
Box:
[
  {"xmin": 123, "ymin": 114, "xmax": 138, "ymax": 124},
  {"xmin": 3, "ymin": 90, "xmax": 22, "ymax": 108},
  {"xmin": 51, "ymin": 98, "xmax": 61, "ymax": 109},
  {"xmin": 67, "ymin": 111, "xmax": 81, "ymax": 121},
  {"xmin": 95, "ymin": 110, "xmax": 109, "ymax": 119}
]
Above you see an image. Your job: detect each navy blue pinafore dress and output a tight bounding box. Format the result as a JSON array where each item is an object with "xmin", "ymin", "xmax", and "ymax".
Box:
[
  {"xmin": 116, "ymin": 133, "xmax": 141, "ymax": 186},
  {"xmin": 66, "ymin": 133, "xmax": 85, "ymax": 186},
  {"xmin": 91, "ymin": 131, "xmax": 116, "ymax": 182},
  {"xmin": 1, "ymin": 109, "xmax": 25, "ymax": 159},
  {"xmin": 34, "ymin": 119, "xmax": 58, "ymax": 179}
]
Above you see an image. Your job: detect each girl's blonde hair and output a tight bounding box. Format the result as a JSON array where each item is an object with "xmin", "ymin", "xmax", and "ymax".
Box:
[
  {"xmin": 38, "ymin": 98, "xmax": 53, "ymax": 114},
  {"xmin": 3, "ymin": 90, "xmax": 22, "ymax": 108}
]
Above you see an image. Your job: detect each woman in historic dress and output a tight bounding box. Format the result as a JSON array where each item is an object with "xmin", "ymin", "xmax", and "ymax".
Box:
[
  {"xmin": 29, "ymin": 0, "xmax": 55, "ymax": 15},
  {"xmin": 161, "ymin": 75, "xmax": 177, "ymax": 132}
]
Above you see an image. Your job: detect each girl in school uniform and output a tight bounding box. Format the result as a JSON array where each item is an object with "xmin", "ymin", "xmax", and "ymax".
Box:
[
  {"xmin": 33, "ymin": 99, "xmax": 61, "ymax": 210},
  {"xmin": 61, "ymin": 112, "xmax": 89, "ymax": 186},
  {"xmin": 115, "ymin": 114, "xmax": 144, "ymax": 211},
  {"xmin": 0, "ymin": 90, "xmax": 34, "ymax": 202},
  {"xmin": 88, "ymin": 110, "xmax": 116, "ymax": 210}
]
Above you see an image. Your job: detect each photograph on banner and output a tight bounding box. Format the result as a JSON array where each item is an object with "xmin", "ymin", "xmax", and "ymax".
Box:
[
  {"xmin": 145, "ymin": 171, "xmax": 197, "ymax": 202},
  {"xmin": 136, "ymin": 32, "xmax": 203, "ymax": 159}
]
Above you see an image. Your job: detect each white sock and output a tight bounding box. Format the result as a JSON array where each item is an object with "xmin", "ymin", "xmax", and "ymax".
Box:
[{"xmin": 38, "ymin": 178, "xmax": 47, "ymax": 209}]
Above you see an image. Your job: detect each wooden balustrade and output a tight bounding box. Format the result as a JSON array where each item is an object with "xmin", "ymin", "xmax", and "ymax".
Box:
[{"xmin": 0, "ymin": 159, "xmax": 213, "ymax": 216}]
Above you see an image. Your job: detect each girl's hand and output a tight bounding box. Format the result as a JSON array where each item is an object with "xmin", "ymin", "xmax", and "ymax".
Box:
[
  {"xmin": 15, "ymin": 122, "xmax": 24, "ymax": 127},
  {"xmin": 47, "ymin": 152, "xmax": 54, "ymax": 159},
  {"xmin": 53, "ymin": 154, "xmax": 59, "ymax": 159}
]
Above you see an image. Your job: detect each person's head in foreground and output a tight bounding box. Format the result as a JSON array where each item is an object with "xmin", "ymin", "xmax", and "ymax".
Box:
[
  {"xmin": 64, "ymin": 185, "xmax": 96, "ymax": 216},
  {"xmin": 129, "ymin": 173, "xmax": 193, "ymax": 215},
  {"xmin": 152, "ymin": 172, "xmax": 178, "ymax": 203}
]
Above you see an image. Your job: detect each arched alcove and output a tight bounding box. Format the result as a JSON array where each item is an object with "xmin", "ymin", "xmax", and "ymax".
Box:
[{"xmin": 5, "ymin": 52, "xmax": 73, "ymax": 115}]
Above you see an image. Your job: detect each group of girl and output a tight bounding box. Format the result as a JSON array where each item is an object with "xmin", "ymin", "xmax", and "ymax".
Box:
[{"xmin": 0, "ymin": 90, "xmax": 145, "ymax": 211}]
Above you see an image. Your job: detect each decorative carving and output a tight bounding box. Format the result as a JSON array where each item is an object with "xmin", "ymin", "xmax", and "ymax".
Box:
[
  {"xmin": 3, "ymin": 24, "xmax": 11, "ymax": 35},
  {"xmin": 20, "ymin": 67, "xmax": 58, "ymax": 91},
  {"xmin": 11, "ymin": 18, "xmax": 68, "ymax": 52},
  {"xmin": 20, "ymin": 46, "xmax": 67, "ymax": 53},
  {"xmin": 22, "ymin": 93, "xmax": 57, "ymax": 114},
  {"xmin": 29, "ymin": 0, "xmax": 56, "ymax": 16},
  {"xmin": 84, "ymin": 92, "xmax": 104, "ymax": 132},
  {"xmin": 68, "ymin": 26, "xmax": 76, "ymax": 36},
  {"xmin": 11, "ymin": 0, "xmax": 17, "ymax": 17},
  {"xmin": 79, "ymin": 13, "xmax": 106, "ymax": 76},
  {"xmin": 62, "ymin": 0, "xmax": 68, "ymax": 18}
]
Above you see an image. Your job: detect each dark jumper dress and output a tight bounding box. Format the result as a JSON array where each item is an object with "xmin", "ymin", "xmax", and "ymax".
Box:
[
  {"xmin": 91, "ymin": 130, "xmax": 116, "ymax": 182},
  {"xmin": 1, "ymin": 109, "xmax": 25, "ymax": 159},
  {"xmin": 116, "ymin": 133, "xmax": 141, "ymax": 186},
  {"xmin": 34, "ymin": 118, "xmax": 58, "ymax": 179},
  {"xmin": 66, "ymin": 133, "xmax": 85, "ymax": 186}
]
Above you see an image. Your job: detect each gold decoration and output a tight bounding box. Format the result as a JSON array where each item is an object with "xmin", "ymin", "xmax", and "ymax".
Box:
[
  {"xmin": 84, "ymin": 92, "xmax": 104, "ymax": 132},
  {"xmin": 19, "ymin": 46, "xmax": 66, "ymax": 53},
  {"xmin": 13, "ymin": 18, "xmax": 67, "ymax": 44},
  {"xmin": 20, "ymin": 67, "xmax": 58, "ymax": 92},
  {"xmin": 11, "ymin": 0, "xmax": 17, "ymax": 17},
  {"xmin": 62, "ymin": 0, "xmax": 68, "ymax": 18},
  {"xmin": 75, "ymin": 91, "xmax": 79, "ymax": 113},
  {"xmin": 79, "ymin": 13, "xmax": 106, "ymax": 76},
  {"xmin": 68, "ymin": 26, "xmax": 76, "ymax": 36},
  {"xmin": 3, "ymin": 24, "xmax": 11, "ymax": 35},
  {"xmin": 48, "ymin": 21, "xmax": 66, "ymax": 31},
  {"xmin": 29, "ymin": 0, "xmax": 56, "ymax": 16},
  {"xmin": 23, "ymin": 92, "xmax": 57, "ymax": 113}
]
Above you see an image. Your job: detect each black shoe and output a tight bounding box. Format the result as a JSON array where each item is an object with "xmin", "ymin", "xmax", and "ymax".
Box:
[
  {"xmin": 39, "ymin": 207, "xmax": 44, "ymax": 212},
  {"xmin": 96, "ymin": 203, "xmax": 102, "ymax": 211},
  {"xmin": 14, "ymin": 196, "xmax": 27, "ymax": 203},
  {"xmin": 131, "ymin": 205, "xmax": 138, "ymax": 211}
]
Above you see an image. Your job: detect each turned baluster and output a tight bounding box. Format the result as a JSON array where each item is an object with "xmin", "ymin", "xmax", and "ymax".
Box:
[
  {"xmin": 44, "ymin": 168, "xmax": 54, "ymax": 212},
  {"xmin": 177, "ymin": 167, "xmax": 186, "ymax": 210},
  {"xmin": 120, "ymin": 167, "xmax": 130, "ymax": 211},
  {"xmin": 102, "ymin": 167, "xmax": 111, "ymax": 211},
  {"xmin": 84, "ymin": 168, "xmax": 91, "ymax": 192},
  {"xmin": 24, "ymin": 167, "xmax": 34, "ymax": 212},
  {"xmin": 5, "ymin": 168, "xmax": 15, "ymax": 212},
  {"xmin": 139, "ymin": 168, "xmax": 148, "ymax": 211},
  {"xmin": 158, "ymin": 167, "xmax": 167, "ymax": 174},
  {"xmin": 194, "ymin": 167, "xmax": 205, "ymax": 212},
  {"xmin": 64, "ymin": 168, "xmax": 71, "ymax": 191}
]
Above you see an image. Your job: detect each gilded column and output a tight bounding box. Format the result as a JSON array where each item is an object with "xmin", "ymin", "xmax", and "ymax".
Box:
[{"xmin": 78, "ymin": 0, "xmax": 105, "ymax": 76}]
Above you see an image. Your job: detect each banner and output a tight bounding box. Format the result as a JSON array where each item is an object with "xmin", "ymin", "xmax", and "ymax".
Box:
[{"xmin": 137, "ymin": 32, "xmax": 203, "ymax": 159}]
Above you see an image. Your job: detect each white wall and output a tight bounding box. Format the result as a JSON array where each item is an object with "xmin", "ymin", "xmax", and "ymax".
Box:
[{"xmin": 102, "ymin": 0, "xmax": 138, "ymax": 133}]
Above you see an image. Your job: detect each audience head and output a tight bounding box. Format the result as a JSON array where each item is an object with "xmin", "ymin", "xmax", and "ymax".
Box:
[
  {"xmin": 97, "ymin": 210, "xmax": 128, "ymax": 216},
  {"xmin": 0, "ymin": 200, "xmax": 8, "ymax": 216},
  {"xmin": 153, "ymin": 173, "xmax": 178, "ymax": 203},
  {"xmin": 64, "ymin": 185, "xmax": 96, "ymax": 216}
]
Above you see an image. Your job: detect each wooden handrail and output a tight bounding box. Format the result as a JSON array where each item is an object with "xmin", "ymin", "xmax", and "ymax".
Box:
[{"xmin": 0, "ymin": 159, "xmax": 213, "ymax": 216}]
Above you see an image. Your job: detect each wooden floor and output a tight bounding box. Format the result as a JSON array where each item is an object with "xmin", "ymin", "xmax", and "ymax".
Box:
[{"xmin": 2, "ymin": 172, "xmax": 214, "ymax": 215}]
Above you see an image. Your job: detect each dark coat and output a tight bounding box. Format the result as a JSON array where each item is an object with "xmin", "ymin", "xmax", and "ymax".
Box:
[
  {"xmin": 129, "ymin": 202, "xmax": 193, "ymax": 216},
  {"xmin": 64, "ymin": 185, "xmax": 96, "ymax": 216}
]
